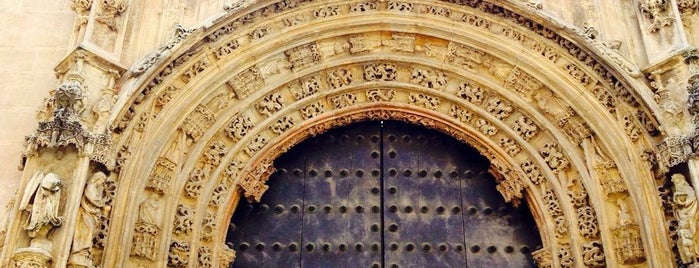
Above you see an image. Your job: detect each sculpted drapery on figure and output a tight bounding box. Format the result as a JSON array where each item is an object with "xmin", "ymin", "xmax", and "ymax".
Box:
[
  {"xmin": 69, "ymin": 172, "xmax": 110, "ymax": 267},
  {"xmin": 672, "ymin": 173, "xmax": 699, "ymax": 264},
  {"xmin": 19, "ymin": 172, "xmax": 63, "ymax": 244}
]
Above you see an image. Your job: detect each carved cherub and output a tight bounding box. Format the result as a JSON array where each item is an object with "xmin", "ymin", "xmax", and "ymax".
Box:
[{"xmin": 19, "ymin": 172, "xmax": 63, "ymax": 240}]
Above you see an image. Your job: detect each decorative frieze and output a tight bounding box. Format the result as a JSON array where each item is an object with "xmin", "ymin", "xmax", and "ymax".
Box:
[
  {"xmin": 300, "ymin": 101, "xmax": 326, "ymax": 119},
  {"xmin": 446, "ymin": 42, "xmax": 486, "ymax": 71},
  {"xmin": 270, "ymin": 116, "xmax": 295, "ymax": 134},
  {"xmin": 408, "ymin": 93, "xmax": 440, "ymax": 110},
  {"xmin": 363, "ymin": 63, "xmax": 397, "ymax": 81},
  {"xmin": 326, "ymin": 68, "xmax": 353, "ymax": 89},
  {"xmin": 168, "ymin": 241, "xmax": 190, "ymax": 267},
  {"xmin": 540, "ymin": 143, "xmax": 570, "ymax": 173},
  {"xmin": 456, "ymin": 81, "xmax": 486, "ymax": 105},
  {"xmin": 382, "ymin": 33, "xmax": 415, "ymax": 52},
  {"xmin": 409, "ymin": 67, "xmax": 447, "ymax": 89},
  {"xmin": 329, "ymin": 93, "xmax": 358, "ymax": 109},
  {"xmin": 256, "ymin": 92, "xmax": 285, "ymax": 117},
  {"xmin": 224, "ymin": 113, "xmax": 253, "ymax": 141},
  {"xmin": 290, "ymin": 76, "xmax": 321, "ymax": 100},
  {"xmin": 173, "ymin": 205, "xmax": 194, "ymax": 236},
  {"xmin": 366, "ymin": 88, "xmax": 395, "ymax": 102}
]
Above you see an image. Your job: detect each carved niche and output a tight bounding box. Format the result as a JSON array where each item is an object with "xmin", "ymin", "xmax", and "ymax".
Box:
[{"xmin": 612, "ymin": 198, "xmax": 646, "ymax": 264}]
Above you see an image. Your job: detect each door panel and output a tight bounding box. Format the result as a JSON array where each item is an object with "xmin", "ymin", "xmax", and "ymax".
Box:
[
  {"xmin": 382, "ymin": 122, "xmax": 467, "ymax": 267},
  {"xmin": 302, "ymin": 122, "xmax": 382, "ymax": 267},
  {"xmin": 228, "ymin": 121, "xmax": 541, "ymax": 267}
]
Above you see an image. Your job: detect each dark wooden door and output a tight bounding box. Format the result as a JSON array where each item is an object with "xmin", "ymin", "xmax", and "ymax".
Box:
[{"xmin": 227, "ymin": 121, "xmax": 541, "ymax": 267}]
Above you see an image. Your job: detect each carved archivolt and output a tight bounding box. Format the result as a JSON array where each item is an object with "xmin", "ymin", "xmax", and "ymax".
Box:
[{"xmin": 34, "ymin": 0, "xmax": 672, "ymax": 267}]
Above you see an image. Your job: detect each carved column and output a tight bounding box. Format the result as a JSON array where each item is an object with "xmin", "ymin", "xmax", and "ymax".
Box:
[{"xmin": 0, "ymin": 47, "xmax": 125, "ymax": 267}]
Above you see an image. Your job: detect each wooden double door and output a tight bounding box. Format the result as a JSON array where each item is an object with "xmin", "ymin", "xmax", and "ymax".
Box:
[{"xmin": 228, "ymin": 121, "xmax": 541, "ymax": 267}]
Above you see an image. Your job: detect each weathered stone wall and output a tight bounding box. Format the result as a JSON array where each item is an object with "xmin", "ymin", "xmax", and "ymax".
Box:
[{"xmin": 0, "ymin": 0, "xmax": 75, "ymax": 230}]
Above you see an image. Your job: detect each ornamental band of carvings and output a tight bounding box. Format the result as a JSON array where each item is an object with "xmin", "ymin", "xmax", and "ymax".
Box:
[
  {"xmin": 285, "ymin": 43, "xmax": 321, "ymax": 72},
  {"xmin": 168, "ymin": 241, "xmax": 190, "ymax": 267},
  {"xmin": 147, "ymin": 158, "xmax": 176, "ymax": 194}
]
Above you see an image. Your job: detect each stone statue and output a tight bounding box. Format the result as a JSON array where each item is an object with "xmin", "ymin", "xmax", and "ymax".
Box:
[
  {"xmin": 533, "ymin": 89, "xmax": 573, "ymax": 124},
  {"xmin": 672, "ymin": 173, "xmax": 699, "ymax": 264},
  {"xmin": 138, "ymin": 195, "xmax": 158, "ymax": 225},
  {"xmin": 19, "ymin": 171, "xmax": 63, "ymax": 244},
  {"xmin": 69, "ymin": 172, "xmax": 111, "ymax": 267}
]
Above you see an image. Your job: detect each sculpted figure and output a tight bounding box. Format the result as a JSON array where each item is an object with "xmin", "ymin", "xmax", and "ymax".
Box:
[
  {"xmin": 672, "ymin": 173, "xmax": 699, "ymax": 263},
  {"xmin": 534, "ymin": 89, "xmax": 572, "ymax": 124},
  {"xmin": 69, "ymin": 172, "xmax": 111, "ymax": 267},
  {"xmin": 19, "ymin": 172, "xmax": 63, "ymax": 242}
]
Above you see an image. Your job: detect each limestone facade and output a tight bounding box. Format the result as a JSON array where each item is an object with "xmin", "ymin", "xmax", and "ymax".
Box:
[{"xmin": 1, "ymin": 0, "xmax": 699, "ymax": 267}]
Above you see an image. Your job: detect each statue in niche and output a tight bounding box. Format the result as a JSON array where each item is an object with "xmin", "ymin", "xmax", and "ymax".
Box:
[
  {"xmin": 18, "ymin": 171, "xmax": 63, "ymax": 251},
  {"xmin": 69, "ymin": 171, "xmax": 111, "ymax": 267},
  {"xmin": 91, "ymin": 87, "xmax": 117, "ymax": 132},
  {"xmin": 671, "ymin": 173, "xmax": 699, "ymax": 264}
]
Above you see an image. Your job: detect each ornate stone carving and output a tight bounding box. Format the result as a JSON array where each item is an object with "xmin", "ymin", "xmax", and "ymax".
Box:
[
  {"xmin": 474, "ymin": 118, "xmax": 498, "ymax": 136},
  {"xmin": 313, "ymin": 5, "xmax": 340, "ymax": 18},
  {"xmin": 285, "ymin": 43, "xmax": 321, "ymax": 72},
  {"xmin": 69, "ymin": 172, "xmax": 110, "ymax": 267},
  {"xmin": 612, "ymin": 198, "xmax": 646, "ymax": 264},
  {"xmin": 184, "ymin": 168, "xmax": 206, "ymax": 199},
  {"xmin": 347, "ymin": 35, "xmax": 381, "ymax": 54},
  {"xmin": 168, "ymin": 241, "xmax": 190, "ymax": 267},
  {"xmin": 146, "ymin": 157, "xmax": 176, "ymax": 194},
  {"xmin": 382, "ymin": 33, "xmax": 415, "ymax": 52},
  {"xmin": 244, "ymin": 134, "xmax": 269, "ymax": 156},
  {"xmin": 255, "ymin": 92, "xmax": 284, "ymax": 117},
  {"xmin": 180, "ymin": 58, "xmax": 211, "ymax": 83},
  {"xmin": 485, "ymin": 97, "xmax": 513, "ymax": 120},
  {"xmin": 543, "ymin": 187, "xmax": 568, "ymax": 238},
  {"xmin": 534, "ymin": 89, "xmax": 574, "ymax": 126},
  {"xmin": 657, "ymin": 135, "xmax": 693, "ymax": 172},
  {"xmin": 504, "ymin": 68, "xmax": 541, "ymax": 100},
  {"xmin": 456, "ymin": 81, "xmax": 486, "ymax": 105},
  {"xmin": 71, "ymin": 0, "xmax": 93, "ymax": 25},
  {"xmin": 639, "ymin": 0, "xmax": 674, "ymax": 32},
  {"xmin": 350, "ymin": 1, "xmax": 378, "ymax": 12},
  {"xmin": 181, "ymin": 104, "xmax": 215, "ymax": 143},
  {"xmin": 495, "ymin": 170, "xmax": 525, "ymax": 206},
  {"xmin": 557, "ymin": 245, "xmax": 574, "ymax": 268},
  {"xmin": 225, "ymin": 113, "xmax": 253, "ymax": 141},
  {"xmin": 366, "ymin": 89, "xmax": 396, "ymax": 102},
  {"xmin": 540, "ymin": 143, "xmax": 570, "ymax": 173},
  {"xmin": 290, "ymin": 76, "xmax": 321, "ymax": 100},
  {"xmin": 409, "ymin": 67, "xmax": 447, "ymax": 89},
  {"xmin": 449, "ymin": 105, "xmax": 473, "ymax": 124},
  {"xmin": 96, "ymin": 0, "xmax": 127, "ymax": 31},
  {"xmin": 227, "ymin": 67, "xmax": 264, "ymax": 99},
  {"xmin": 214, "ymin": 39, "xmax": 240, "ymax": 59},
  {"xmin": 131, "ymin": 25, "xmax": 195, "ymax": 75},
  {"xmin": 532, "ymin": 248, "xmax": 552, "ymax": 268},
  {"xmin": 203, "ymin": 139, "xmax": 227, "ymax": 167},
  {"xmin": 130, "ymin": 196, "xmax": 160, "ymax": 261},
  {"xmin": 387, "ymin": 1, "xmax": 413, "ymax": 12},
  {"xmin": 210, "ymin": 178, "xmax": 232, "ymax": 207},
  {"xmin": 511, "ymin": 115, "xmax": 539, "ymax": 141},
  {"xmin": 173, "ymin": 205, "xmax": 194, "ymax": 236},
  {"xmin": 201, "ymin": 211, "xmax": 216, "ymax": 241},
  {"xmin": 422, "ymin": 4, "xmax": 451, "ymax": 17},
  {"xmin": 18, "ymin": 172, "xmax": 63, "ymax": 252},
  {"xmin": 499, "ymin": 138, "xmax": 521, "ymax": 156},
  {"xmin": 408, "ymin": 93, "xmax": 440, "ymax": 110},
  {"xmin": 363, "ymin": 63, "xmax": 397, "ymax": 81},
  {"xmin": 446, "ymin": 42, "xmax": 486, "ymax": 71},
  {"xmin": 672, "ymin": 174, "xmax": 699, "ymax": 264},
  {"xmin": 329, "ymin": 93, "xmax": 358, "ymax": 109},
  {"xmin": 678, "ymin": 0, "xmax": 699, "ymax": 16},
  {"xmin": 326, "ymin": 68, "xmax": 353, "ymax": 89},
  {"xmin": 218, "ymin": 244, "xmax": 236, "ymax": 268},
  {"xmin": 249, "ymin": 25, "xmax": 271, "ymax": 40},
  {"xmin": 11, "ymin": 249, "xmax": 52, "ymax": 268},
  {"xmin": 239, "ymin": 159, "xmax": 276, "ymax": 202},
  {"xmin": 270, "ymin": 116, "xmax": 295, "ymax": 134},
  {"xmin": 26, "ymin": 77, "xmax": 91, "ymax": 155},
  {"xmin": 582, "ymin": 241, "xmax": 606, "ymax": 267},
  {"xmin": 198, "ymin": 246, "xmax": 213, "ymax": 268},
  {"xmin": 300, "ymin": 101, "xmax": 326, "ymax": 119},
  {"xmin": 521, "ymin": 160, "xmax": 545, "ymax": 185}
]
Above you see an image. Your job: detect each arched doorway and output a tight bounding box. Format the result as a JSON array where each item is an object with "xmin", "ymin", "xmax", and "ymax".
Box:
[{"xmin": 228, "ymin": 121, "xmax": 541, "ymax": 267}]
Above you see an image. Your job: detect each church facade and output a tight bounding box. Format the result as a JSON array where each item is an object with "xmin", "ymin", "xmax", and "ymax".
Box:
[{"xmin": 1, "ymin": 0, "xmax": 699, "ymax": 267}]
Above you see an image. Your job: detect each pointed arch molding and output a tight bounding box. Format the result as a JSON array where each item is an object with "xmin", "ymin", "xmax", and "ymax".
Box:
[{"xmin": 97, "ymin": 0, "xmax": 670, "ymax": 267}]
